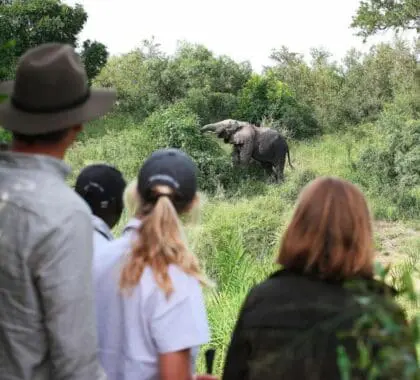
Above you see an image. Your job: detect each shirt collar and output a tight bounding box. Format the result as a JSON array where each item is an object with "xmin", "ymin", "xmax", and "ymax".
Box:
[
  {"xmin": 92, "ymin": 214, "xmax": 114, "ymax": 240},
  {"xmin": 0, "ymin": 151, "xmax": 71, "ymax": 179},
  {"xmin": 122, "ymin": 217, "xmax": 142, "ymax": 235}
]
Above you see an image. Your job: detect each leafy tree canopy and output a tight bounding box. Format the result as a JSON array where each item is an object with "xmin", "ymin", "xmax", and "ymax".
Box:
[
  {"xmin": 351, "ymin": 0, "xmax": 420, "ymax": 40},
  {"xmin": 80, "ymin": 39, "xmax": 109, "ymax": 85},
  {"xmin": 0, "ymin": 0, "xmax": 108, "ymax": 82}
]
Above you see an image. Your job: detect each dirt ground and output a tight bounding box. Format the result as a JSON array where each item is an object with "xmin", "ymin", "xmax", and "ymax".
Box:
[{"xmin": 374, "ymin": 220, "xmax": 420, "ymax": 266}]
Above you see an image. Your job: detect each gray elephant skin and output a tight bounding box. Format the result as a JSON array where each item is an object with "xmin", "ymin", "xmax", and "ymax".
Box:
[{"xmin": 200, "ymin": 119, "xmax": 293, "ymax": 181}]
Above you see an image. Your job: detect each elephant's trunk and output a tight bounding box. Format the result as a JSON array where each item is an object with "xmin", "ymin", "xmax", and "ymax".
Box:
[{"xmin": 200, "ymin": 124, "xmax": 217, "ymax": 133}]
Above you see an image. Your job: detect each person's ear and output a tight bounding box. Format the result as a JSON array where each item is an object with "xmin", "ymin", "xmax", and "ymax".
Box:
[
  {"xmin": 62, "ymin": 125, "xmax": 82, "ymax": 147},
  {"xmin": 72, "ymin": 124, "xmax": 83, "ymax": 134}
]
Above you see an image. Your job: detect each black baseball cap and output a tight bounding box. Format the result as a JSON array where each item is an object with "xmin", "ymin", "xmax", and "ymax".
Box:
[
  {"xmin": 75, "ymin": 163, "xmax": 127, "ymax": 212},
  {"xmin": 137, "ymin": 148, "xmax": 197, "ymax": 206}
]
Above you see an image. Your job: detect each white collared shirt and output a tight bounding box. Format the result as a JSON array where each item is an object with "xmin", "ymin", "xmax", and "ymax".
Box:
[
  {"xmin": 93, "ymin": 218, "xmax": 210, "ymax": 380},
  {"xmin": 121, "ymin": 217, "xmax": 142, "ymax": 237},
  {"xmin": 92, "ymin": 214, "xmax": 114, "ymax": 254}
]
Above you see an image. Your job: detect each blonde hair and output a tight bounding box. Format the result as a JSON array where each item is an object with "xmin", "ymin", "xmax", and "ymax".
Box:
[
  {"xmin": 123, "ymin": 179, "xmax": 141, "ymax": 217},
  {"xmin": 277, "ymin": 176, "xmax": 374, "ymax": 281},
  {"xmin": 119, "ymin": 184, "xmax": 213, "ymax": 297}
]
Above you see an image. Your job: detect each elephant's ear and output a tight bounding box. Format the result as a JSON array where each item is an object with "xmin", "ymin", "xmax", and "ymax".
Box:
[{"xmin": 232, "ymin": 125, "xmax": 253, "ymax": 145}]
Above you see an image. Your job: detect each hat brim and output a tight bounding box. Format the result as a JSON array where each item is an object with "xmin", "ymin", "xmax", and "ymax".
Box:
[{"xmin": 0, "ymin": 82, "xmax": 116, "ymax": 135}]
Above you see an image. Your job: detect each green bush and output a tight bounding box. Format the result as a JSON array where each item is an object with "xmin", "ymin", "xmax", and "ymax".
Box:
[
  {"xmin": 271, "ymin": 95, "xmax": 320, "ymax": 140},
  {"xmin": 337, "ymin": 264, "xmax": 420, "ymax": 379},
  {"xmin": 139, "ymin": 102, "xmax": 228, "ymax": 191},
  {"xmin": 234, "ymin": 72, "xmax": 320, "ymax": 139},
  {"xmin": 93, "ymin": 51, "xmax": 170, "ymax": 117},
  {"xmin": 281, "ymin": 168, "xmax": 318, "ymax": 203},
  {"xmin": 359, "ymin": 118, "xmax": 420, "ymax": 189},
  {"xmin": 137, "ymin": 102, "xmax": 268, "ymax": 194},
  {"xmin": 182, "ymin": 88, "xmax": 238, "ymax": 125},
  {"xmin": 141, "ymin": 102, "xmax": 215, "ymax": 153},
  {"xmin": 350, "ymin": 89, "xmax": 420, "ymax": 219},
  {"xmin": 65, "ymin": 114, "xmax": 153, "ymax": 184},
  {"xmin": 93, "ymin": 41, "xmax": 252, "ymax": 121},
  {"xmin": 0, "ymin": 128, "xmax": 11, "ymax": 143}
]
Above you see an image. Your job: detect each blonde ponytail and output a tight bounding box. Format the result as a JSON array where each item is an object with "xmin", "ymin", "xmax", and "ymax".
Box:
[{"xmin": 119, "ymin": 185, "xmax": 213, "ymax": 297}]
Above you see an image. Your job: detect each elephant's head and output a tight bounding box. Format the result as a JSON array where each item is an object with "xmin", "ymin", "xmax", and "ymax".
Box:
[{"xmin": 200, "ymin": 119, "xmax": 246, "ymax": 144}]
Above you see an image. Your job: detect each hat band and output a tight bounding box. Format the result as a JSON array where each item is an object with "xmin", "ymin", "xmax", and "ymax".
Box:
[
  {"xmin": 148, "ymin": 174, "xmax": 180, "ymax": 190},
  {"xmin": 11, "ymin": 89, "xmax": 91, "ymax": 114}
]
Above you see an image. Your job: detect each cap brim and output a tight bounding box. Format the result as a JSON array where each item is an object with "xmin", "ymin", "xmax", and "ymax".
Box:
[{"xmin": 0, "ymin": 88, "xmax": 117, "ymax": 135}]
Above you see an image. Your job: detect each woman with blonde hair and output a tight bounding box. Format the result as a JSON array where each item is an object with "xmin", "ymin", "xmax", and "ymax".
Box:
[
  {"xmin": 222, "ymin": 176, "xmax": 415, "ymax": 380},
  {"xmin": 94, "ymin": 148, "xmax": 216, "ymax": 380}
]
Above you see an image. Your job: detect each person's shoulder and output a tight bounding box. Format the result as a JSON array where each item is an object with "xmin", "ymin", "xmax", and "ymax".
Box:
[
  {"xmin": 93, "ymin": 229, "xmax": 112, "ymax": 250},
  {"xmin": 104, "ymin": 234, "xmax": 131, "ymax": 253},
  {"xmin": 240, "ymin": 268, "xmax": 344, "ymax": 308},
  {"xmin": 141, "ymin": 264, "xmax": 202, "ymax": 301},
  {"xmin": 93, "ymin": 235, "xmax": 131, "ymax": 278},
  {"xmin": 55, "ymin": 182, "xmax": 91, "ymax": 213},
  {"xmin": 238, "ymin": 272, "xmax": 277, "ymax": 309},
  {"xmin": 168, "ymin": 264, "xmax": 202, "ymax": 289},
  {"xmin": 95, "ymin": 233, "xmax": 131, "ymax": 262},
  {"xmin": 121, "ymin": 217, "xmax": 142, "ymax": 235},
  {"xmin": 343, "ymin": 276, "xmax": 401, "ymax": 312},
  {"xmin": 0, "ymin": 164, "xmax": 90, "ymax": 221},
  {"xmin": 245, "ymin": 269, "xmax": 300, "ymax": 298},
  {"xmin": 32, "ymin": 175, "xmax": 91, "ymax": 223},
  {"xmin": 146, "ymin": 263, "xmax": 200, "ymax": 287}
]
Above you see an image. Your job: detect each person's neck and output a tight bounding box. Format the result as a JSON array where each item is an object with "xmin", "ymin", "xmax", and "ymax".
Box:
[{"xmin": 11, "ymin": 142, "xmax": 66, "ymax": 160}]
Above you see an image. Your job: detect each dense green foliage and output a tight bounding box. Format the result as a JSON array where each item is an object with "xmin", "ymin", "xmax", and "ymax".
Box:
[
  {"xmin": 233, "ymin": 72, "xmax": 320, "ymax": 139},
  {"xmin": 90, "ymin": 35, "xmax": 420, "ymax": 217},
  {"xmin": 66, "ymin": 120, "xmax": 420, "ymax": 377},
  {"xmin": 1, "ymin": 0, "xmax": 419, "ymax": 377},
  {"xmin": 86, "ymin": 21, "xmax": 420, "ymax": 378},
  {"xmin": 0, "ymin": 0, "xmax": 108, "ymax": 81},
  {"xmin": 80, "ymin": 39, "xmax": 109, "ymax": 85},
  {"xmin": 266, "ymin": 41, "xmax": 418, "ymax": 132},
  {"xmin": 94, "ymin": 40, "xmax": 252, "ymax": 122},
  {"xmin": 351, "ymin": 0, "xmax": 420, "ymax": 40},
  {"xmin": 337, "ymin": 265, "xmax": 419, "ymax": 379}
]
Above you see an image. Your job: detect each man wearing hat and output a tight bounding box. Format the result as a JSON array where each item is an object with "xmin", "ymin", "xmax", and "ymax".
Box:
[
  {"xmin": 0, "ymin": 43, "xmax": 115, "ymax": 380},
  {"xmin": 75, "ymin": 163, "xmax": 127, "ymax": 253}
]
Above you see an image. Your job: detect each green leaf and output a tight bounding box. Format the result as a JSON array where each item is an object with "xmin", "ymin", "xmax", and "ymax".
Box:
[{"xmin": 337, "ymin": 345, "xmax": 352, "ymax": 380}]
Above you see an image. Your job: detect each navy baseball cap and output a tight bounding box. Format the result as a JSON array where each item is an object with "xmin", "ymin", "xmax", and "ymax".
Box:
[
  {"xmin": 137, "ymin": 148, "xmax": 197, "ymax": 206},
  {"xmin": 75, "ymin": 164, "xmax": 126, "ymax": 212}
]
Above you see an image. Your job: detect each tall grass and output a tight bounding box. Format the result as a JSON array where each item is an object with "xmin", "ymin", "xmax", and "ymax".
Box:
[{"xmin": 64, "ymin": 115, "xmax": 419, "ymax": 376}]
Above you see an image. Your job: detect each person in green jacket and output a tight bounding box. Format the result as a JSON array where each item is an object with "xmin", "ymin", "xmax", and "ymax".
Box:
[{"xmin": 222, "ymin": 176, "xmax": 418, "ymax": 380}]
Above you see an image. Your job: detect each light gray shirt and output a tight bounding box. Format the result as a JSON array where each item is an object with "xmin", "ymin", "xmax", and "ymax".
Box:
[{"xmin": 0, "ymin": 151, "xmax": 106, "ymax": 380}]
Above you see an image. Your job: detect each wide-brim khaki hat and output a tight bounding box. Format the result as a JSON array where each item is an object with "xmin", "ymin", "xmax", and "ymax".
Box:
[{"xmin": 0, "ymin": 43, "xmax": 116, "ymax": 135}]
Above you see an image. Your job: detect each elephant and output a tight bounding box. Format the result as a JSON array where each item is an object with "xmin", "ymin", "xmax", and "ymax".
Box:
[{"xmin": 200, "ymin": 119, "xmax": 293, "ymax": 182}]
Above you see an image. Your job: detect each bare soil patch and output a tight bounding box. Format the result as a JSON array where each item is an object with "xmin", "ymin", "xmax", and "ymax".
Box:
[{"xmin": 374, "ymin": 220, "xmax": 420, "ymax": 266}]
